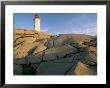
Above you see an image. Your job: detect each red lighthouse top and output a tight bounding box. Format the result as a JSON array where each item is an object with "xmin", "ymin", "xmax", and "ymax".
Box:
[{"xmin": 35, "ymin": 15, "xmax": 39, "ymax": 18}]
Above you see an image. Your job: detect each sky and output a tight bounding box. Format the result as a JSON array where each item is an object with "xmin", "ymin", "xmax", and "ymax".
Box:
[{"xmin": 14, "ymin": 13, "xmax": 97, "ymax": 35}]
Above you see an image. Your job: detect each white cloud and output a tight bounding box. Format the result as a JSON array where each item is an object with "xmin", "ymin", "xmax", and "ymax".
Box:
[
  {"xmin": 64, "ymin": 22, "xmax": 97, "ymax": 36},
  {"xmin": 62, "ymin": 14, "xmax": 97, "ymax": 36},
  {"xmin": 72, "ymin": 27, "xmax": 96, "ymax": 35}
]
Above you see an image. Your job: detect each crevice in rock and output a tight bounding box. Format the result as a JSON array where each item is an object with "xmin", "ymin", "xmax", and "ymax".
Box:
[
  {"xmin": 14, "ymin": 41, "xmax": 25, "ymax": 51},
  {"xmin": 27, "ymin": 46, "xmax": 38, "ymax": 55},
  {"xmin": 53, "ymin": 38, "xmax": 55, "ymax": 47},
  {"xmin": 24, "ymin": 38, "xmax": 49, "ymax": 74},
  {"xmin": 35, "ymin": 47, "xmax": 48, "ymax": 74},
  {"xmin": 23, "ymin": 45, "xmax": 39, "ymax": 65},
  {"xmin": 14, "ymin": 40, "xmax": 25, "ymax": 47},
  {"xmin": 63, "ymin": 50, "xmax": 89, "ymax": 75},
  {"xmin": 64, "ymin": 64, "xmax": 74, "ymax": 75},
  {"xmin": 45, "ymin": 38, "xmax": 50, "ymax": 49},
  {"xmin": 64, "ymin": 57, "xmax": 80, "ymax": 75},
  {"xmin": 17, "ymin": 45, "xmax": 40, "ymax": 75},
  {"xmin": 52, "ymin": 35, "xmax": 60, "ymax": 47},
  {"xmin": 81, "ymin": 60, "xmax": 97, "ymax": 67}
]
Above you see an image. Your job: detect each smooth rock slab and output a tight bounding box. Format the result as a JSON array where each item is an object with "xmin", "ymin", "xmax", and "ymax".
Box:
[
  {"xmin": 26, "ymin": 54, "xmax": 42, "ymax": 64},
  {"xmin": 43, "ymin": 46, "xmax": 77, "ymax": 61},
  {"xmin": 36, "ymin": 62, "xmax": 73, "ymax": 75}
]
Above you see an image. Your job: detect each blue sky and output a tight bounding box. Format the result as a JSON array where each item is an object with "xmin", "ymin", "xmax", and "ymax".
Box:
[{"xmin": 14, "ymin": 13, "xmax": 97, "ymax": 35}]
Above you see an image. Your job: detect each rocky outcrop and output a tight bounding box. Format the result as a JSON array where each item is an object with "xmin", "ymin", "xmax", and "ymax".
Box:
[{"xmin": 14, "ymin": 29, "xmax": 97, "ymax": 75}]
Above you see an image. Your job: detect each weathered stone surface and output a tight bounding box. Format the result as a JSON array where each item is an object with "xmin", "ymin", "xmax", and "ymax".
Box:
[
  {"xmin": 67, "ymin": 62, "xmax": 96, "ymax": 75},
  {"xmin": 73, "ymin": 52, "xmax": 97, "ymax": 65},
  {"xmin": 13, "ymin": 41, "xmax": 41, "ymax": 60},
  {"xmin": 26, "ymin": 54, "xmax": 42, "ymax": 63},
  {"xmin": 88, "ymin": 46, "xmax": 97, "ymax": 55},
  {"xmin": 24, "ymin": 30, "xmax": 34, "ymax": 35},
  {"xmin": 36, "ymin": 32, "xmax": 51, "ymax": 41},
  {"xmin": 46, "ymin": 34, "xmax": 95, "ymax": 48},
  {"xmin": 14, "ymin": 29, "xmax": 25, "ymax": 35},
  {"xmin": 13, "ymin": 29, "xmax": 97, "ymax": 75},
  {"xmin": 58, "ymin": 34, "xmax": 94, "ymax": 44},
  {"xmin": 33, "ymin": 44, "xmax": 47, "ymax": 54},
  {"xmin": 36, "ymin": 62, "xmax": 73, "ymax": 75},
  {"xmin": 53, "ymin": 55, "xmax": 74, "ymax": 63},
  {"xmin": 14, "ymin": 59, "xmax": 29, "ymax": 65},
  {"xmin": 54, "ymin": 37, "xmax": 65, "ymax": 46},
  {"xmin": 14, "ymin": 43, "xmax": 35, "ymax": 59},
  {"xmin": 14, "ymin": 64, "xmax": 23, "ymax": 75},
  {"xmin": 14, "ymin": 37, "xmax": 36, "ymax": 47},
  {"xmin": 43, "ymin": 46, "xmax": 77, "ymax": 61},
  {"xmin": 74, "ymin": 62, "xmax": 96, "ymax": 75},
  {"xmin": 30, "ymin": 64, "xmax": 39, "ymax": 69},
  {"xmin": 45, "ymin": 38, "xmax": 54, "ymax": 48}
]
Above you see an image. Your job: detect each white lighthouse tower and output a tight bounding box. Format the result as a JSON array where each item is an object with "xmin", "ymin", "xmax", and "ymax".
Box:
[{"xmin": 34, "ymin": 15, "xmax": 40, "ymax": 31}]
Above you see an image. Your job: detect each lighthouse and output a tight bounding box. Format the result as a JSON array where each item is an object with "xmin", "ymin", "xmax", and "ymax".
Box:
[{"xmin": 34, "ymin": 15, "xmax": 40, "ymax": 31}]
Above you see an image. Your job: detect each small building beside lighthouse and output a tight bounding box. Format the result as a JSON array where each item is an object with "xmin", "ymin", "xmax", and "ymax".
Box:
[{"xmin": 34, "ymin": 15, "xmax": 40, "ymax": 31}]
